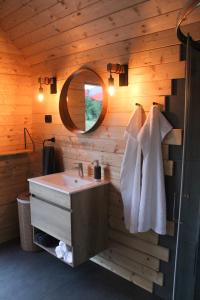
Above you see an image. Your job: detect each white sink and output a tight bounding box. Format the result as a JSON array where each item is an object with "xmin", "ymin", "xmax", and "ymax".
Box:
[{"xmin": 28, "ymin": 171, "xmax": 107, "ymax": 194}]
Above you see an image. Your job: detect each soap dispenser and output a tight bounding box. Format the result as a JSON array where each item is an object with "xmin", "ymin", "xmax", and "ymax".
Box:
[{"xmin": 93, "ymin": 160, "xmax": 101, "ymax": 181}]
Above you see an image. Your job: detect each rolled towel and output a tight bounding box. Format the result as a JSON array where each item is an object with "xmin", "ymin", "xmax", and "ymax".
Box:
[
  {"xmin": 63, "ymin": 251, "xmax": 73, "ymax": 264},
  {"xmin": 55, "ymin": 242, "xmax": 68, "ymax": 258},
  {"xmin": 55, "ymin": 246, "xmax": 63, "ymax": 259},
  {"xmin": 59, "ymin": 241, "xmax": 68, "ymax": 254},
  {"xmin": 67, "ymin": 252, "xmax": 73, "ymax": 264}
]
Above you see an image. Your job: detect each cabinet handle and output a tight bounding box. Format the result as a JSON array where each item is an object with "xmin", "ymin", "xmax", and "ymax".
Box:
[{"xmin": 31, "ymin": 195, "xmax": 72, "ymax": 212}]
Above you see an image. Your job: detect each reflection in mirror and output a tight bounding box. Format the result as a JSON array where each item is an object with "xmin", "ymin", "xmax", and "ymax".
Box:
[
  {"xmin": 84, "ymin": 84, "xmax": 103, "ymax": 131},
  {"xmin": 59, "ymin": 68, "xmax": 107, "ymax": 134}
]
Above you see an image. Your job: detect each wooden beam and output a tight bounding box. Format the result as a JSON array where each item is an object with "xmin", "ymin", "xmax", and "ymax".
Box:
[
  {"xmin": 109, "ymin": 229, "xmax": 169, "ymax": 262},
  {"xmin": 164, "ymin": 129, "xmax": 182, "ymax": 145},
  {"xmin": 91, "ymin": 256, "xmax": 154, "ymax": 293},
  {"xmin": 101, "ymin": 250, "xmax": 164, "ymax": 285}
]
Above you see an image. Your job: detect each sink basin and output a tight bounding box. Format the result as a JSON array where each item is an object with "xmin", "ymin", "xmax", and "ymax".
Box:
[
  {"xmin": 41, "ymin": 173, "xmax": 92, "ymax": 188},
  {"xmin": 28, "ymin": 171, "xmax": 107, "ymax": 194}
]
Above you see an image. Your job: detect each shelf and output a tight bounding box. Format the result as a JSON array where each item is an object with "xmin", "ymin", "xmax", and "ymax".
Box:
[
  {"xmin": 34, "ymin": 240, "xmax": 74, "ymax": 267},
  {"xmin": 0, "ymin": 149, "xmax": 32, "ymax": 157}
]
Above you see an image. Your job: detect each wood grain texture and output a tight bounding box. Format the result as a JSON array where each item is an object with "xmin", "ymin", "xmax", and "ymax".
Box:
[
  {"xmin": 0, "ymin": 0, "xmax": 193, "ymax": 293},
  {"xmin": 8, "ymin": 0, "xmax": 145, "ymax": 44},
  {"xmin": 101, "ymin": 250, "xmax": 164, "ymax": 286},
  {"xmin": 91, "ymin": 255, "xmax": 154, "ymax": 293},
  {"xmin": 0, "ymin": 28, "xmax": 32, "ymax": 243},
  {"xmin": 30, "ymin": 195, "xmax": 72, "ymax": 245},
  {"xmin": 109, "ymin": 229, "xmax": 169, "ymax": 262},
  {"xmin": 164, "ymin": 128, "xmax": 183, "ymax": 145},
  {"xmin": 29, "ymin": 182, "xmax": 71, "ymax": 209},
  {"xmin": 108, "ymin": 241, "xmax": 160, "ymax": 271},
  {"xmin": 30, "ymin": 183, "xmax": 108, "ymax": 266},
  {"xmin": 71, "ymin": 185, "xmax": 108, "ymax": 266},
  {"xmin": 0, "ymin": 149, "xmax": 32, "ymax": 157}
]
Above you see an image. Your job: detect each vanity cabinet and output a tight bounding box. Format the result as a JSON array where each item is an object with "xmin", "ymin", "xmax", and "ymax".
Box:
[{"xmin": 29, "ymin": 181, "xmax": 108, "ymax": 267}]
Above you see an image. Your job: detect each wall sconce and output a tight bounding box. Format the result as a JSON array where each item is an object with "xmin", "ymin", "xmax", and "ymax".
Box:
[
  {"xmin": 37, "ymin": 77, "xmax": 57, "ymax": 102},
  {"xmin": 107, "ymin": 63, "xmax": 128, "ymax": 96}
]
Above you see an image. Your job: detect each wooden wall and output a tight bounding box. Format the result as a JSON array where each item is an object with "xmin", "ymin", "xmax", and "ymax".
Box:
[
  {"xmin": 0, "ymin": 0, "xmax": 200, "ymax": 297},
  {"xmin": 67, "ymin": 81, "xmax": 85, "ymax": 130},
  {"xmin": 25, "ymin": 1, "xmax": 200, "ymax": 296},
  {"xmin": 67, "ymin": 71, "xmax": 96, "ymax": 131},
  {"xmin": 0, "ymin": 28, "xmax": 32, "ymax": 243}
]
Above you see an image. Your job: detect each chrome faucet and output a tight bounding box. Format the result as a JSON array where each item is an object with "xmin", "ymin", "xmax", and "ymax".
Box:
[{"xmin": 74, "ymin": 163, "xmax": 84, "ymax": 177}]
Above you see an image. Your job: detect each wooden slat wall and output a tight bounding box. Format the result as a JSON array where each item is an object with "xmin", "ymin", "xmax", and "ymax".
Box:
[
  {"xmin": 0, "ymin": 28, "xmax": 32, "ymax": 243},
  {"xmin": 29, "ymin": 45, "xmax": 183, "ymax": 293},
  {"xmin": 0, "ymin": 0, "xmax": 198, "ymax": 295},
  {"xmin": 8, "ymin": 0, "xmax": 193, "ymax": 293}
]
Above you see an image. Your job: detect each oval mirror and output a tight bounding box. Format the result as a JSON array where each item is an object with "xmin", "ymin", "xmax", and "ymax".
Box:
[{"xmin": 59, "ymin": 68, "xmax": 107, "ymax": 134}]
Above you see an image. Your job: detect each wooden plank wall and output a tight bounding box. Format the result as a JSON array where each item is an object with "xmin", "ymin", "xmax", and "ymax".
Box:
[
  {"xmin": 24, "ymin": 2, "xmax": 200, "ymax": 295},
  {"xmin": 30, "ymin": 67, "xmax": 179, "ymax": 293},
  {"xmin": 0, "ymin": 0, "xmax": 200, "ymax": 296},
  {"xmin": 0, "ymin": 28, "xmax": 32, "ymax": 243}
]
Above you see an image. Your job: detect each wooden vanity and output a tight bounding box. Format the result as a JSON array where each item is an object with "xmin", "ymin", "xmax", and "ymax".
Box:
[{"xmin": 29, "ymin": 173, "xmax": 108, "ymax": 267}]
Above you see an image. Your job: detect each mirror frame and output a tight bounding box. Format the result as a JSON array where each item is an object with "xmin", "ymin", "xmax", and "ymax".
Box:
[{"xmin": 59, "ymin": 67, "xmax": 108, "ymax": 134}]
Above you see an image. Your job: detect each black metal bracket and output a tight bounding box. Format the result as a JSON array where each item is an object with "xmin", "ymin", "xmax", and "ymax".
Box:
[
  {"xmin": 43, "ymin": 137, "xmax": 56, "ymax": 148},
  {"xmin": 24, "ymin": 128, "xmax": 35, "ymax": 152},
  {"xmin": 107, "ymin": 63, "xmax": 128, "ymax": 86},
  {"xmin": 38, "ymin": 76, "xmax": 57, "ymax": 94}
]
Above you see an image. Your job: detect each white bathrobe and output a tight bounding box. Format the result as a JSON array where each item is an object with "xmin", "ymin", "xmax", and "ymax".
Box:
[
  {"xmin": 120, "ymin": 105, "xmax": 145, "ymax": 233},
  {"xmin": 137, "ymin": 105, "xmax": 172, "ymax": 234}
]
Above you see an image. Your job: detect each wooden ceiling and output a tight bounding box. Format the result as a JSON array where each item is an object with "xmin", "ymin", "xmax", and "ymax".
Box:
[{"xmin": 0, "ymin": 0, "xmax": 199, "ymax": 70}]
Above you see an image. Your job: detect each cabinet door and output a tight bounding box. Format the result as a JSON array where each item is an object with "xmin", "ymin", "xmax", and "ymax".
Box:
[
  {"xmin": 30, "ymin": 196, "xmax": 72, "ymax": 246},
  {"xmin": 29, "ymin": 182, "xmax": 71, "ymax": 209}
]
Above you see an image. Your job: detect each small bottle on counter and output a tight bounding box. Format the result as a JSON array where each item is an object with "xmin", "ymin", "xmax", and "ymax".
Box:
[{"xmin": 93, "ymin": 160, "xmax": 101, "ymax": 181}]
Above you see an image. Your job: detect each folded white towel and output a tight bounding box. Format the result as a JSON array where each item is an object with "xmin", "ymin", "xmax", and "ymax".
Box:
[
  {"xmin": 63, "ymin": 251, "xmax": 73, "ymax": 264},
  {"xmin": 55, "ymin": 241, "xmax": 72, "ymax": 263},
  {"xmin": 59, "ymin": 241, "xmax": 67, "ymax": 253},
  {"xmin": 67, "ymin": 252, "xmax": 73, "ymax": 264},
  {"xmin": 55, "ymin": 246, "xmax": 63, "ymax": 259}
]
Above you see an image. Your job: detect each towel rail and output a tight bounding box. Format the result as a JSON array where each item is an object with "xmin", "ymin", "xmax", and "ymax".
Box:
[{"xmin": 24, "ymin": 128, "xmax": 35, "ymax": 152}]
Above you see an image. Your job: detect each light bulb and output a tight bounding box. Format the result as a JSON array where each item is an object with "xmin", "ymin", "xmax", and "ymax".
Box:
[
  {"xmin": 38, "ymin": 93, "xmax": 44, "ymax": 102},
  {"xmin": 37, "ymin": 86, "xmax": 44, "ymax": 102},
  {"xmin": 108, "ymin": 74, "xmax": 115, "ymax": 96},
  {"xmin": 108, "ymin": 85, "xmax": 115, "ymax": 96}
]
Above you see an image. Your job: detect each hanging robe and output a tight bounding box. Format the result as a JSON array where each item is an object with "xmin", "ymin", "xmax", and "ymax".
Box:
[
  {"xmin": 137, "ymin": 105, "xmax": 172, "ymax": 234},
  {"xmin": 120, "ymin": 105, "xmax": 146, "ymax": 233}
]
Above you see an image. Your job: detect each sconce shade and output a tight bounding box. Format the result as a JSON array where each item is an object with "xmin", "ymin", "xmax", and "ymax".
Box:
[
  {"xmin": 108, "ymin": 73, "xmax": 115, "ymax": 96},
  {"xmin": 108, "ymin": 74, "xmax": 114, "ymax": 86},
  {"xmin": 38, "ymin": 86, "xmax": 44, "ymax": 102},
  {"xmin": 37, "ymin": 76, "xmax": 57, "ymax": 102},
  {"xmin": 107, "ymin": 63, "xmax": 128, "ymax": 96}
]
